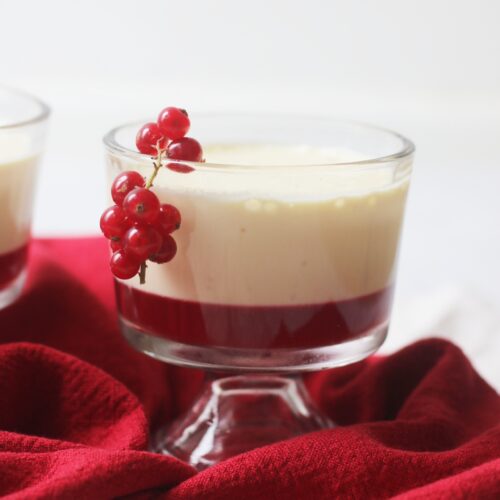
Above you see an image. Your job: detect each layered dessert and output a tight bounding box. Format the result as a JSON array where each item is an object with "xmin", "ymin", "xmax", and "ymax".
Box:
[
  {"xmin": 0, "ymin": 134, "xmax": 37, "ymax": 291},
  {"xmin": 110, "ymin": 142, "xmax": 409, "ymax": 350},
  {"xmin": 104, "ymin": 111, "xmax": 414, "ymax": 468}
]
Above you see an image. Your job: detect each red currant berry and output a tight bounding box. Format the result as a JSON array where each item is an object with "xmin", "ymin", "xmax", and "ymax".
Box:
[
  {"xmin": 110, "ymin": 250, "xmax": 141, "ymax": 280},
  {"xmin": 111, "ymin": 171, "xmax": 145, "ymax": 206},
  {"xmin": 167, "ymin": 137, "xmax": 203, "ymax": 162},
  {"xmin": 150, "ymin": 235, "xmax": 177, "ymax": 263},
  {"xmin": 123, "ymin": 188, "xmax": 160, "ymax": 223},
  {"xmin": 156, "ymin": 203, "xmax": 181, "ymax": 235},
  {"xmin": 110, "ymin": 239, "xmax": 122, "ymax": 252},
  {"xmin": 157, "ymin": 107, "xmax": 190, "ymax": 141},
  {"xmin": 100, "ymin": 205, "xmax": 128, "ymax": 240},
  {"xmin": 123, "ymin": 225, "xmax": 162, "ymax": 261},
  {"xmin": 166, "ymin": 162, "xmax": 195, "ymax": 174},
  {"xmin": 136, "ymin": 122, "xmax": 168, "ymax": 155}
]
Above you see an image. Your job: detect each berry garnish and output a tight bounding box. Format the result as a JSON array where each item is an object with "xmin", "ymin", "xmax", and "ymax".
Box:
[
  {"xmin": 167, "ymin": 137, "xmax": 204, "ymax": 162},
  {"xmin": 111, "ymin": 171, "xmax": 145, "ymax": 205},
  {"xmin": 101, "ymin": 105, "xmax": 202, "ymax": 283},
  {"xmin": 110, "ymin": 250, "xmax": 141, "ymax": 280},
  {"xmin": 136, "ymin": 122, "xmax": 168, "ymax": 155},
  {"xmin": 123, "ymin": 188, "xmax": 161, "ymax": 224},
  {"xmin": 123, "ymin": 226, "xmax": 162, "ymax": 261},
  {"xmin": 150, "ymin": 235, "xmax": 177, "ymax": 264},
  {"xmin": 100, "ymin": 205, "xmax": 128, "ymax": 240},
  {"xmin": 156, "ymin": 204, "xmax": 181, "ymax": 235},
  {"xmin": 157, "ymin": 107, "xmax": 190, "ymax": 141}
]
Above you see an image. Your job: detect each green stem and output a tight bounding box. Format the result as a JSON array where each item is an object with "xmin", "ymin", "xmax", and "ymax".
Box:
[
  {"xmin": 145, "ymin": 147, "xmax": 164, "ymax": 189},
  {"xmin": 140, "ymin": 143, "xmax": 164, "ymax": 285}
]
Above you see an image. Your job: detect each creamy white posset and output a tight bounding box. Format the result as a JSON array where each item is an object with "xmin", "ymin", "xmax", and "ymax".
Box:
[
  {"xmin": 109, "ymin": 144, "xmax": 410, "ymax": 305},
  {"xmin": 0, "ymin": 133, "xmax": 38, "ymax": 255}
]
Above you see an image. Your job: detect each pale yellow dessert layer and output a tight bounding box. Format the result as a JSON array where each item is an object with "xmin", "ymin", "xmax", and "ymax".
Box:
[
  {"xmin": 0, "ymin": 134, "xmax": 38, "ymax": 254},
  {"xmin": 109, "ymin": 144, "xmax": 410, "ymax": 305}
]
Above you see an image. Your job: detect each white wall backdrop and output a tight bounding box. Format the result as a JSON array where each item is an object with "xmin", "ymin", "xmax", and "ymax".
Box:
[{"xmin": 1, "ymin": 0, "xmax": 499, "ymax": 384}]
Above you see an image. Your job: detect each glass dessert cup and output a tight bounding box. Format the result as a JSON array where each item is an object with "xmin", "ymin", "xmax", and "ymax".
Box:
[
  {"xmin": 0, "ymin": 86, "xmax": 49, "ymax": 310},
  {"xmin": 104, "ymin": 115, "xmax": 414, "ymax": 470}
]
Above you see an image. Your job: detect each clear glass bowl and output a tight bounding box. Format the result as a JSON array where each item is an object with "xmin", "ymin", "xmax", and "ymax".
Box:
[
  {"xmin": 0, "ymin": 86, "xmax": 49, "ymax": 310},
  {"xmin": 104, "ymin": 114, "xmax": 414, "ymax": 469}
]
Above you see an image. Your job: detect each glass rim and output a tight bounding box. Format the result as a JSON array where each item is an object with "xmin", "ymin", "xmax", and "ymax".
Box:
[
  {"xmin": 103, "ymin": 113, "xmax": 415, "ymax": 172},
  {"xmin": 0, "ymin": 84, "xmax": 51, "ymax": 129}
]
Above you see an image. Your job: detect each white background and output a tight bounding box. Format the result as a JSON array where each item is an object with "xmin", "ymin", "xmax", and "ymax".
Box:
[{"xmin": 1, "ymin": 0, "xmax": 499, "ymax": 386}]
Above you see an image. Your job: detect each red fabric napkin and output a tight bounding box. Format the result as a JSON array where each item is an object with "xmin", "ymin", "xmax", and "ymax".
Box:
[{"xmin": 0, "ymin": 238, "xmax": 498, "ymax": 499}]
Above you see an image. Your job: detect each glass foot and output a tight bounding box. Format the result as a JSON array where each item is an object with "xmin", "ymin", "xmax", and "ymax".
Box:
[{"xmin": 152, "ymin": 374, "xmax": 333, "ymax": 470}]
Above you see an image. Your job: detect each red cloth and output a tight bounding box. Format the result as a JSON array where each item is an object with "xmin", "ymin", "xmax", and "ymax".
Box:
[{"xmin": 0, "ymin": 238, "xmax": 498, "ymax": 499}]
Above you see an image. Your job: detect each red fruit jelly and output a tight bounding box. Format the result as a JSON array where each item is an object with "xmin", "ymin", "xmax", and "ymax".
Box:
[{"xmin": 115, "ymin": 283, "xmax": 393, "ymax": 350}]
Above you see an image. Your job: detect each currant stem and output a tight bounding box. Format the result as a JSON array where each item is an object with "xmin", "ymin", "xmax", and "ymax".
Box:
[
  {"xmin": 140, "ymin": 144, "xmax": 165, "ymax": 284},
  {"xmin": 145, "ymin": 146, "xmax": 164, "ymax": 189},
  {"xmin": 139, "ymin": 261, "xmax": 147, "ymax": 285}
]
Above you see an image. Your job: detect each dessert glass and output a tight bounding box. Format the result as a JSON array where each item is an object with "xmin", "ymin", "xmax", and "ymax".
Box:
[
  {"xmin": 104, "ymin": 114, "xmax": 414, "ymax": 469},
  {"xmin": 0, "ymin": 86, "xmax": 49, "ymax": 310}
]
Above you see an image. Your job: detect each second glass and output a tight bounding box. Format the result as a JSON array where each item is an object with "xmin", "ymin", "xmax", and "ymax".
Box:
[{"xmin": 0, "ymin": 86, "xmax": 49, "ymax": 309}]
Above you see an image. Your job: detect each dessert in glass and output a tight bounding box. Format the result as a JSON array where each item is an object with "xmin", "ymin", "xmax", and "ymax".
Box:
[
  {"xmin": 0, "ymin": 87, "xmax": 49, "ymax": 310},
  {"xmin": 103, "ymin": 113, "xmax": 414, "ymax": 469}
]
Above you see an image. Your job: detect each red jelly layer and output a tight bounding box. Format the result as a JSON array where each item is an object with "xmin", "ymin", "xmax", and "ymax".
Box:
[
  {"xmin": 116, "ymin": 283, "xmax": 393, "ymax": 350},
  {"xmin": 0, "ymin": 245, "xmax": 28, "ymax": 290}
]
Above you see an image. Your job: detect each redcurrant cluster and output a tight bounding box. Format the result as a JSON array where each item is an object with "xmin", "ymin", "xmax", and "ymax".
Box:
[
  {"xmin": 100, "ymin": 106, "xmax": 202, "ymax": 283},
  {"xmin": 136, "ymin": 106, "xmax": 203, "ymax": 163}
]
